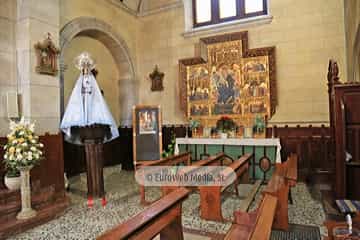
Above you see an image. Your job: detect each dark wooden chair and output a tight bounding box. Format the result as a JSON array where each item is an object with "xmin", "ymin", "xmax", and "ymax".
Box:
[{"xmin": 97, "ymin": 187, "xmax": 190, "ymax": 240}]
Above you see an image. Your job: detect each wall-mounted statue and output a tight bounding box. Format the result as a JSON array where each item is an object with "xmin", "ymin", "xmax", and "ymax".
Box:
[
  {"xmin": 34, "ymin": 33, "xmax": 60, "ymax": 76},
  {"xmin": 149, "ymin": 65, "xmax": 164, "ymax": 91}
]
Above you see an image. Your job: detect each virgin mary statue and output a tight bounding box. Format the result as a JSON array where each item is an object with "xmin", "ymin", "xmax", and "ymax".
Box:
[{"xmin": 60, "ymin": 52, "xmax": 119, "ymax": 144}]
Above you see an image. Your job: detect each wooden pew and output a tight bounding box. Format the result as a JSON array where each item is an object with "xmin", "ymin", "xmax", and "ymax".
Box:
[
  {"xmin": 137, "ymin": 152, "xmax": 191, "ymax": 204},
  {"xmin": 97, "ymin": 187, "xmax": 190, "ymax": 240},
  {"xmin": 274, "ymin": 153, "xmax": 298, "ymax": 187},
  {"xmin": 160, "ymin": 152, "xmax": 227, "ymax": 196},
  {"xmin": 198, "ymin": 153, "xmax": 253, "ymax": 222},
  {"xmin": 261, "ymin": 153, "xmax": 298, "ymax": 230},
  {"xmin": 262, "ymin": 175, "xmax": 289, "ymax": 231},
  {"xmin": 224, "ymin": 193, "xmax": 278, "ymax": 240}
]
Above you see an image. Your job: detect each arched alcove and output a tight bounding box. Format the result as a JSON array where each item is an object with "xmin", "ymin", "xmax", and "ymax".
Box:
[{"xmin": 60, "ymin": 17, "xmax": 137, "ymax": 126}]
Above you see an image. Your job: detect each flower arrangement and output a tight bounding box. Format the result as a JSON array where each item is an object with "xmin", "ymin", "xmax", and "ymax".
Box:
[
  {"xmin": 189, "ymin": 118, "xmax": 200, "ymax": 130},
  {"xmin": 216, "ymin": 116, "xmax": 236, "ymax": 133},
  {"xmin": 3, "ymin": 118, "xmax": 44, "ymax": 177}
]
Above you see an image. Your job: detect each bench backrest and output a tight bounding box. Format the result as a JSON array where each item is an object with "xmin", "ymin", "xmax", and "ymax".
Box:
[
  {"xmin": 226, "ymin": 194, "xmax": 278, "ymax": 240},
  {"xmin": 139, "ymin": 152, "xmax": 191, "ymax": 167},
  {"xmin": 250, "ymin": 194, "xmax": 278, "ymax": 239},
  {"xmin": 285, "ymin": 153, "xmax": 297, "ymax": 182},
  {"xmin": 97, "ymin": 187, "xmax": 190, "ymax": 240},
  {"xmin": 192, "ymin": 152, "xmax": 226, "ymax": 167},
  {"xmin": 274, "ymin": 153, "xmax": 298, "ymax": 184},
  {"xmin": 263, "ymin": 174, "xmax": 285, "ymax": 194},
  {"xmin": 220, "ymin": 153, "xmax": 252, "ymax": 189}
]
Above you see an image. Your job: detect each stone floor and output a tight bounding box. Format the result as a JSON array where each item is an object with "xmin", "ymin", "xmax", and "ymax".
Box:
[{"xmin": 8, "ymin": 166, "xmax": 327, "ymax": 239}]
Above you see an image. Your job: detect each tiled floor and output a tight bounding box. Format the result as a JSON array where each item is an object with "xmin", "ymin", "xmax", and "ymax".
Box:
[{"xmin": 9, "ymin": 167, "xmax": 327, "ymax": 239}]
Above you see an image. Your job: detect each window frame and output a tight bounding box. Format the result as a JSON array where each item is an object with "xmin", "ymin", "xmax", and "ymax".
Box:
[{"xmin": 192, "ymin": 0, "xmax": 268, "ymax": 28}]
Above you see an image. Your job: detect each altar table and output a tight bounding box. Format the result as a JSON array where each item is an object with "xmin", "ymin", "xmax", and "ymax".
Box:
[{"xmin": 175, "ymin": 138, "xmax": 282, "ymax": 181}]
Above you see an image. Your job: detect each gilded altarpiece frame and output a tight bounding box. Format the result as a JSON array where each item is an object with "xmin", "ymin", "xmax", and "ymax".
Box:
[{"xmin": 179, "ymin": 32, "xmax": 277, "ymax": 127}]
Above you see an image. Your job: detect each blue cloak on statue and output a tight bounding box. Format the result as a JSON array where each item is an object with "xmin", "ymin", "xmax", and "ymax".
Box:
[{"xmin": 60, "ymin": 73, "xmax": 119, "ymax": 145}]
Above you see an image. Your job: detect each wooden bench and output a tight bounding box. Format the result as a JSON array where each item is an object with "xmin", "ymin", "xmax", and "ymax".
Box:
[
  {"xmin": 97, "ymin": 187, "xmax": 190, "ymax": 240},
  {"xmin": 137, "ymin": 152, "xmax": 191, "ymax": 204},
  {"xmin": 274, "ymin": 153, "xmax": 298, "ymax": 187},
  {"xmin": 262, "ymin": 153, "xmax": 298, "ymax": 230},
  {"xmin": 160, "ymin": 152, "xmax": 228, "ymax": 196},
  {"xmin": 198, "ymin": 153, "xmax": 252, "ymax": 222},
  {"xmin": 224, "ymin": 193, "xmax": 278, "ymax": 240}
]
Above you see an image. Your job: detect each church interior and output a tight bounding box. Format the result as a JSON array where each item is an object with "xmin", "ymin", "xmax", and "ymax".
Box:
[{"xmin": 1, "ymin": 0, "xmax": 360, "ymax": 239}]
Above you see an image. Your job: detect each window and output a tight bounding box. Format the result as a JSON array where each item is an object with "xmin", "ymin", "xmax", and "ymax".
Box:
[{"xmin": 193, "ymin": 0, "xmax": 268, "ymax": 28}]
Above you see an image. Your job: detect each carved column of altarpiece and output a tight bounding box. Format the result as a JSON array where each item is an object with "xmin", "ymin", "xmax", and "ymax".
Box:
[{"xmin": 179, "ymin": 31, "xmax": 277, "ymax": 127}]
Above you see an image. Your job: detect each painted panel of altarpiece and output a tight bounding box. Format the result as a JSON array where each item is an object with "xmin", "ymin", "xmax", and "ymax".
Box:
[{"xmin": 179, "ymin": 32, "xmax": 276, "ymax": 127}]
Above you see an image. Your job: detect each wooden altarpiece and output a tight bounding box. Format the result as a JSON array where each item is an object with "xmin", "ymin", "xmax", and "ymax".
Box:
[{"xmin": 179, "ymin": 31, "xmax": 277, "ymax": 128}]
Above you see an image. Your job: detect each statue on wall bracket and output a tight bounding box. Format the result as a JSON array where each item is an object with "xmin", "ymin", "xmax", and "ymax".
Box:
[
  {"xmin": 149, "ymin": 65, "xmax": 164, "ymax": 91},
  {"xmin": 34, "ymin": 33, "xmax": 60, "ymax": 76},
  {"xmin": 178, "ymin": 31, "xmax": 277, "ymax": 129}
]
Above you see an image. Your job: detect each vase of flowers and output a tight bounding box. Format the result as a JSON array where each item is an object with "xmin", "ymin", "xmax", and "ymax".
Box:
[
  {"xmin": 189, "ymin": 118, "xmax": 201, "ymax": 138},
  {"xmin": 216, "ymin": 116, "xmax": 236, "ymax": 138},
  {"xmin": 4, "ymin": 168, "xmax": 20, "ymax": 191},
  {"xmin": 2, "ymin": 118, "xmax": 44, "ymax": 219}
]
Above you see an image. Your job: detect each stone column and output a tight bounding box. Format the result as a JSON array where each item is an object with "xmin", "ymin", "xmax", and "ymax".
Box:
[
  {"xmin": 16, "ymin": 0, "xmax": 61, "ymax": 135},
  {"xmin": 17, "ymin": 166, "xmax": 36, "ymax": 220}
]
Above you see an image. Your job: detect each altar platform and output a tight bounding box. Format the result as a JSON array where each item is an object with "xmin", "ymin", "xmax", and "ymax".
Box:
[{"xmin": 175, "ymin": 137, "xmax": 281, "ymax": 182}]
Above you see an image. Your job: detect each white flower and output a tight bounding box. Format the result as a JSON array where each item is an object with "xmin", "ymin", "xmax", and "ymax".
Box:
[
  {"xmin": 16, "ymin": 148, "xmax": 21, "ymax": 153},
  {"xmin": 22, "ymin": 143, "xmax": 27, "ymax": 147},
  {"xmin": 30, "ymin": 146, "xmax": 36, "ymax": 151},
  {"xmin": 4, "ymin": 154, "xmax": 8, "ymax": 159},
  {"xmin": 34, "ymin": 154, "xmax": 39, "ymax": 159},
  {"xmin": 19, "ymin": 131, "xmax": 24, "ymax": 136},
  {"xmin": 9, "ymin": 155, "xmax": 14, "ymax": 160},
  {"xmin": 39, "ymin": 143, "xmax": 44, "ymax": 148},
  {"xmin": 31, "ymin": 140, "xmax": 36, "ymax": 144},
  {"xmin": 12, "ymin": 140, "xmax": 17, "ymax": 144},
  {"xmin": 28, "ymin": 151, "xmax": 32, "ymax": 156},
  {"xmin": 29, "ymin": 123, "xmax": 35, "ymax": 132},
  {"xmin": 39, "ymin": 151, "xmax": 43, "ymax": 155},
  {"xmin": 28, "ymin": 155, "xmax": 32, "ymax": 161},
  {"xmin": 9, "ymin": 120, "xmax": 17, "ymax": 131},
  {"xmin": 16, "ymin": 154, "xmax": 23, "ymax": 160}
]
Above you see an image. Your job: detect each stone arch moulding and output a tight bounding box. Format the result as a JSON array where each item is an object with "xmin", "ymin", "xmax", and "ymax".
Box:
[{"xmin": 59, "ymin": 17, "xmax": 137, "ymax": 126}]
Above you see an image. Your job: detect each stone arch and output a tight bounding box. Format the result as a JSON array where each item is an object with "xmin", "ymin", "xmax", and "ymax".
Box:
[{"xmin": 60, "ymin": 17, "xmax": 137, "ymax": 125}]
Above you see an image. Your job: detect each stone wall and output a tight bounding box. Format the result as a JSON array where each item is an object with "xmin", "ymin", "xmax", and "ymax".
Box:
[
  {"xmin": 344, "ymin": 0, "xmax": 360, "ymax": 82},
  {"xmin": 137, "ymin": 0, "xmax": 346, "ymax": 125},
  {"xmin": 0, "ymin": 0, "xmax": 17, "ymax": 135}
]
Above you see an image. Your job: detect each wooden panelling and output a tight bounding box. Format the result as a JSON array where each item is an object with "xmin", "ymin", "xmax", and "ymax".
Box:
[
  {"xmin": 0, "ymin": 133, "xmax": 66, "ymax": 196},
  {"xmin": 267, "ymin": 125, "xmax": 332, "ymax": 183}
]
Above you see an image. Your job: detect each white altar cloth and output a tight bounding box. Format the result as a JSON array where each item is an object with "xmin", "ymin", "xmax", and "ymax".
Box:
[{"xmin": 174, "ymin": 138, "xmax": 282, "ymax": 163}]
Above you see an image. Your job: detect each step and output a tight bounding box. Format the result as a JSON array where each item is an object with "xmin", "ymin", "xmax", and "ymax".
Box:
[{"xmin": 0, "ymin": 196, "xmax": 70, "ymax": 240}]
